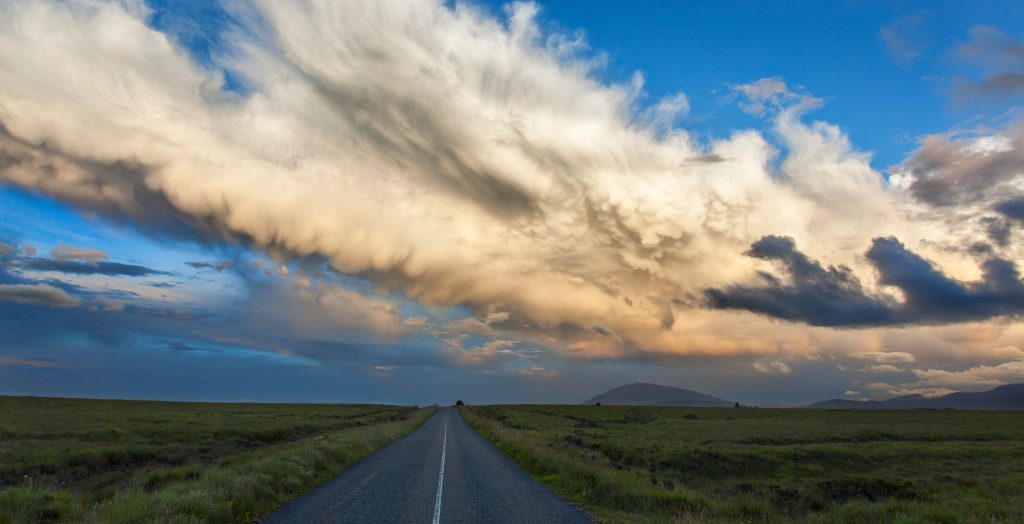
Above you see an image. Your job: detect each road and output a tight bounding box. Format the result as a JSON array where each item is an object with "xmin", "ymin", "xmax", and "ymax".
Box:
[{"xmin": 262, "ymin": 406, "xmax": 592, "ymax": 524}]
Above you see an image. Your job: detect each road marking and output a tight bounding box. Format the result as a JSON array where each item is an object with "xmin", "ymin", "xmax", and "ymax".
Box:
[{"xmin": 432, "ymin": 415, "xmax": 448, "ymax": 524}]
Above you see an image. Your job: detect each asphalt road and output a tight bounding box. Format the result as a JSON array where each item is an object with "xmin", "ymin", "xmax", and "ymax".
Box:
[{"xmin": 262, "ymin": 406, "xmax": 592, "ymax": 524}]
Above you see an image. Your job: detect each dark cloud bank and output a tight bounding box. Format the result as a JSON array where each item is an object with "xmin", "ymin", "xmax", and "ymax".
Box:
[
  {"xmin": 20, "ymin": 258, "xmax": 168, "ymax": 277},
  {"xmin": 705, "ymin": 235, "xmax": 1024, "ymax": 327}
]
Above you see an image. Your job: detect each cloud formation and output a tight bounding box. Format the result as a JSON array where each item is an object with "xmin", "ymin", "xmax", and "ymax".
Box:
[
  {"xmin": 0, "ymin": 283, "xmax": 80, "ymax": 307},
  {"xmin": 0, "ymin": 0, "xmax": 1019, "ymax": 365},
  {"xmin": 954, "ymin": 26, "xmax": 1024, "ymax": 99},
  {"xmin": 20, "ymin": 257, "xmax": 168, "ymax": 277},
  {"xmin": 890, "ymin": 118, "xmax": 1024, "ymax": 207},
  {"xmin": 50, "ymin": 243, "xmax": 109, "ymax": 264},
  {"xmin": 706, "ymin": 235, "xmax": 1024, "ymax": 326},
  {"xmin": 880, "ymin": 13, "xmax": 931, "ymax": 64}
]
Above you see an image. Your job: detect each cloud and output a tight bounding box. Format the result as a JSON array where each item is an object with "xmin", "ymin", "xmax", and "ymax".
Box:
[
  {"xmin": 850, "ymin": 351, "xmax": 916, "ymax": 364},
  {"xmin": 704, "ymin": 235, "xmax": 894, "ymax": 326},
  {"xmin": 954, "ymin": 26, "xmax": 1024, "ymax": 99},
  {"xmin": 186, "ymin": 260, "xmax": 234, "ymax": 272},
  {"xmin": 752, "ymin": 359, "xmax": 791, "ymax": 374},
  {"xmin": 857, "ymin": 355, "xmax": 1024, "ymax": 398},
  {"xmin": 518, "ymin": 365, "xmax": 560, "ymax": 378},
  {"xmin": 880, "ymin": 13, "xmax": 931, "ymax": 64},
  {"xmin": 49, "ymin": 242, "xmax": 108, "ymax": 264},
  {"xmin": 0, "ymin": 356, "xmax": 60, "ymax": 368},
  {"xmin": 706, "ymin": 235, "xmax": 1024, "ymax": 326},
  {"xmin": 0, "ymin": 283, "xmax": 80, "ymax": 307},
  {"xmin": 247, "ymin": 276, "xmax": 408, "ymax": 342},
  {"xmin": 981, "ymin": 216, "xmax": 1013, "ymax": 247},
  {"xmin": 20, "ymin": 257, "xmax": 168, "ymax": 277},
  {"xmin": 0, "ymin": 0, "xmax": 1019, "ymax": 364},
  {"xmin": 863, "ymin": 364, "xmax": 904, "ymax": 374},
  {"xmin": 0, "ymin": 241, "xmax": 16, "ymax": 256},
  {"xmin": 443, "ymin": 338, "xmax": 534, "ymax": 366},
  {"xmin": 995, "ymin": 197, "xmax": 1024, "ymax": 221},
  {"xmin": 911, "ymin": 359, "xmax": 1024, "ymax": 389},
  {"xmin": 732, "ymin": 77, "xmax": 822, "ymax": 116},
  {"xmin": 889, "ymin": 118, "xmax": 1024, "ymax": 207}
]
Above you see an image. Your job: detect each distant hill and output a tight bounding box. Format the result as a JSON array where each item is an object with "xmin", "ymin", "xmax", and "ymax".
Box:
[
  {"xmin": 584, "ymin": 383, "xmax": 733, "ymax": 407},
  {"xmin": 808, "ymin": 383, "xmax": 1024, "ymax": 410}
]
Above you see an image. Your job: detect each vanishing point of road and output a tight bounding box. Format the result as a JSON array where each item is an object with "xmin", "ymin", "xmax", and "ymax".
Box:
[{"xmin": 263, "ymin": 406, "xmax": 592, "ymax": 523}]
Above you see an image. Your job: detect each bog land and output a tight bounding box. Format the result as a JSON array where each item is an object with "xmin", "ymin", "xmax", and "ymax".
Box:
[
  {"xmin": 461, "ymin": 404, "xmax": 1024, "ymax": 523},
  {"xmin": 0, "ymin": 396, "xmax": 433, "ymax": 523}
]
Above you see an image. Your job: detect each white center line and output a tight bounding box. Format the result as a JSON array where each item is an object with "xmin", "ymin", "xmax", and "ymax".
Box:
[{"xmin": 432, "ymin": 415, "xmax": 448, "ymax": 524}]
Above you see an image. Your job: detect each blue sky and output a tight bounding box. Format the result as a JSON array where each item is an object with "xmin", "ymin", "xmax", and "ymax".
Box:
[
  {"xmin": 2, "ymin": 0, "xmax": 1024, "ymax": 405},
  {"xmin": 484, "ymin": 0, "xmax": 1024, "ymax": 166}
]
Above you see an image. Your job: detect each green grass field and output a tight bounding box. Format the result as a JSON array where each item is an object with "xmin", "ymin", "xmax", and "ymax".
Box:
[
  {"xmin": 0, "ymin": 396, "xmax": 434, "ymax": 523},
  {"xmin": 461, "ymin": 404, "xmax": 1024, "ymax": 523}
]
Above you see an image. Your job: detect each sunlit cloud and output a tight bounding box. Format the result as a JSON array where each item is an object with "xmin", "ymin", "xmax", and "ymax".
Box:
[{"xmin": 0, "ymin": 0, "xmax": 1022, "ymax": 404}]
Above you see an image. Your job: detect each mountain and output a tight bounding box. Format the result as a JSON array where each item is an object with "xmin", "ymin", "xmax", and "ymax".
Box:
[
  {"xmin": 808, "ymin": 383, "xmax": 1024, "ymax": 410},
  {"xmin": 584, "ymin": 383, "xmax": 733, "ymax": 407}
]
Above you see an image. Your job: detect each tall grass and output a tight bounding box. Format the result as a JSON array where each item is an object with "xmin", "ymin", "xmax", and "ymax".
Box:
[
  {"xmin": 462, "ymin": 405, "xmax": 1024, "ymax": 523},
  {"xmin": 0, "ymin": 397, "xmax": 435, "ymax": 523}
]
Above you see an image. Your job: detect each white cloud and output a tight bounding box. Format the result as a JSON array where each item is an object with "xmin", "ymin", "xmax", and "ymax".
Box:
[
  {"xmin": 518, "ymin": 365, "xmax": 560, "ymax": 378},
  {"xmin": 752, "ymin": 359, "xmax": 792, "ymax": 374},
  {"xmin": 732, "ymin": 77, "xmax": 822, "ymax": 117},
  {"xmin": 863, "ymin": 364, "xmax": 904, "ymax": 374},
  {"xmin": 443, "ymin": 338, "xmax": 535, "ymax": 366},
  {"xmin": 850, "ymin": 351, "xmax": 917, "ymax": 364},
  {"xmin": 911, "ymin": 359, "xmax": 1024, "ymax": 389}
]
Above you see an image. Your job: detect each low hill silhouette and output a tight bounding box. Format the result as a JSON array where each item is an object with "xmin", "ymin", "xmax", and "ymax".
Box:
[
  {"xmin": 808, "ymin": 383, "xmax": 1024, "ymax": 410},
  {"xmin": 584, "ymin": 383, "xmax": 733, "ymax": 407}
]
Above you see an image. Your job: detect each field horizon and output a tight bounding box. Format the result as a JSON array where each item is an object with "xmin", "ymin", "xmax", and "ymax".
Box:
[
  {"xmin": 0, "ymin": 396, "xmax": 435, "ymax": 523},
  {"xmin": 3, "ymin": 395, "xmax": 1024, "ymax": 522}
]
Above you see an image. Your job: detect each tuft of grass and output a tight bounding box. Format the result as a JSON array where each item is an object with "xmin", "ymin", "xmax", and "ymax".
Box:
[
  {"xmin": 461, "ymin": 405, "xmax": 1024, "ymax": 523},
  {"xmin": 0, "ymin": 396, "xmax": 435, "ymax": 523}
]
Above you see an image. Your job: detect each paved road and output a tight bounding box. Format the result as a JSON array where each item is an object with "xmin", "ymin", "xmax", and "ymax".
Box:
[{"xmin": 262, "ymin": 406, "xmax": 591, "ymax": 524}]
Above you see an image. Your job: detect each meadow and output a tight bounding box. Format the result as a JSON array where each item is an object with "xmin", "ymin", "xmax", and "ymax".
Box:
[
  {"xmin": 461, "ymin": 404, "xmax": 1024, "ymax": 523},
  {"xmin": 0, "ymin": 396, "xmax": 434, "ymax": 523}
]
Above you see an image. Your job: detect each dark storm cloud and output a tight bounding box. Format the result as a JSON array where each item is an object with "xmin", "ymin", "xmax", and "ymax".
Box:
[
  {"xmin": 995, "ymin": 197, "xmax": 1024, "ymax": 221},
  {"xmin": 704, "ymin": 236, "xmax": 893, "ymax": 326},
  {"xmin": 981, "ymin": 216, "xmax": 1013, "ymax": 247},
  {"xmin": 185, "ymin": 260, "xmax": 233, "ymax": 271},
  {"xmin": 20, "ymin": 257, "xmax": 169, "ymax": 277},
  {"xmin": 705, "ymin": 235, "xmax": 1024, "ymax": 327}
]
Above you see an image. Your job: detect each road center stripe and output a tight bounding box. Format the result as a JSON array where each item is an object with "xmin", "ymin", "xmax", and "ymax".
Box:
[{"xmin": 432, "ymin": 416, "xmax": 448, "ymax": 524}]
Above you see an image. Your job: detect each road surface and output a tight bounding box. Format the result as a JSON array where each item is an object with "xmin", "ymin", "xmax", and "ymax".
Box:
[{"xmin": 262, "ymin": 406, "xmax": 592, "ymax": 523}]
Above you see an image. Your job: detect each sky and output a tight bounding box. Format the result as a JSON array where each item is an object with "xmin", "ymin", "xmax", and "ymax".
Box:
[{"xmin": 1, "ymin": 0, "xmax": 1024, "ymax": 406}]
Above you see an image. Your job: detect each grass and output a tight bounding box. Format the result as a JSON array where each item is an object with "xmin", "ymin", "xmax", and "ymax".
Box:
[
  {"xmin": 0, "ymin": 396, "xmax": 435, "ymax": 523},
  {"xmin": 461, "ymin": 404, "xmax": 1024, "ymax": 523}
]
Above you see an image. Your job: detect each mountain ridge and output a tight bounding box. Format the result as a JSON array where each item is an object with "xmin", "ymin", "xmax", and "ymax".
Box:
[{"xmin": 808, "ymin": 383, "xmax": 1024, "ymax": 410}]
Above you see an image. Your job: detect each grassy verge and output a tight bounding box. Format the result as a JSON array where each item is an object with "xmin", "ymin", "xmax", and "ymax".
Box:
[
  {"xmin": 461, "ymin": 404, "xmax": 1024, "ymax": 523},
  {"xmin": 0, "ymin": 397, "xmax": 435, "ymax": 523}
]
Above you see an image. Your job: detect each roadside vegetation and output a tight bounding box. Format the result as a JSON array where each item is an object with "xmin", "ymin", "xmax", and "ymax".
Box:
[
  {"xmin": 0, "ymin": 396, "xmax": 434, "ymax": 523},
  {"xmin": 461, "ymin": 404, "xmax": 1024, "ymax": 523}
]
